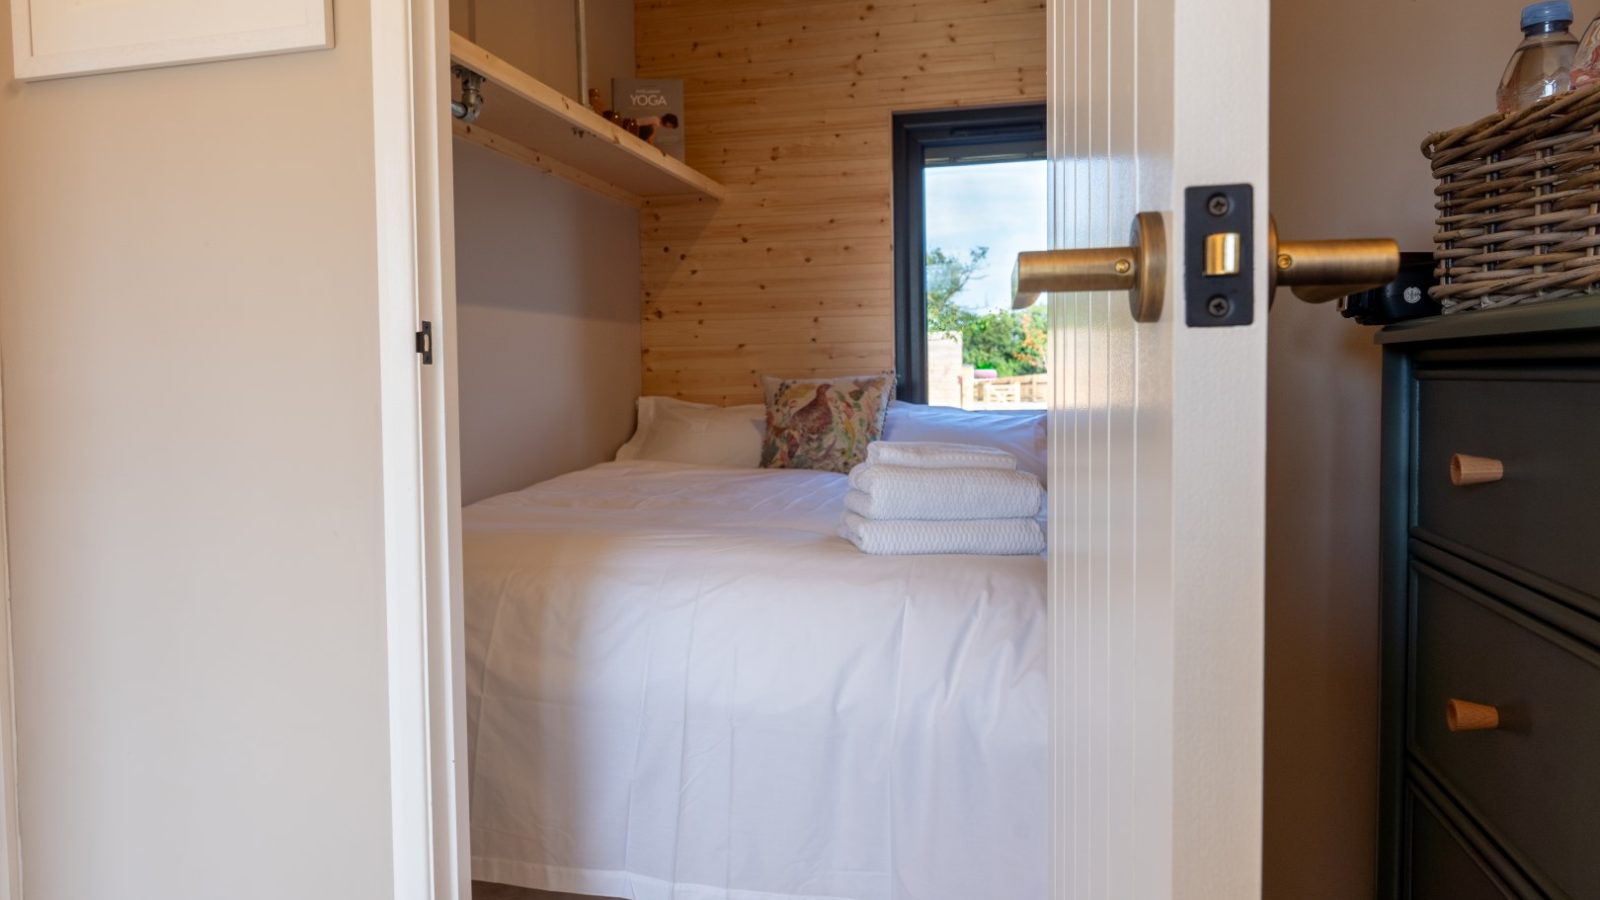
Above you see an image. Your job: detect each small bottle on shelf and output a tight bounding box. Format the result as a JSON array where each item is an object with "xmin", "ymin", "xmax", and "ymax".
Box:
[{"xmin": 1497, "ymin": 1, "xmax": 1579, "ymax": 114}]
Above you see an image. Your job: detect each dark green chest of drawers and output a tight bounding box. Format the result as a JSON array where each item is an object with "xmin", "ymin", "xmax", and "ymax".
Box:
[{"xmin": 1379, "ymin": 300, "xmax": 1600, "ymax": 900}]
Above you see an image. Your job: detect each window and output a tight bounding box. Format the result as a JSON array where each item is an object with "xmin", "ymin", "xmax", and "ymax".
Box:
[{"xmin": 892, "ymin": 105, "xmax": 1047, "ymax": 408}]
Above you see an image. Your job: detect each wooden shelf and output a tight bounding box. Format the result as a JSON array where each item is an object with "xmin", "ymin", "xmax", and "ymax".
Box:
[{"xmin": 449, "ymin": 33, "xmax": 724, "ymax": 206}]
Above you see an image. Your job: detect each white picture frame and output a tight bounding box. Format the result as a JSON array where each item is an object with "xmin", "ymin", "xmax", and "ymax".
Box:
[{"xmin": 10, "ymin": 0, "xmax": 333, "ymax": 81}]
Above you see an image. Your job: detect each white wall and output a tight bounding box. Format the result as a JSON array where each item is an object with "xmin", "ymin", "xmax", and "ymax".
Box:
[
  {"xmin": 449, "ymin": 2, "xmax": 640, "ymax": 505},
  {"xmin": 450, "ymin": 0, "xmax": 634, "ymax": 107},
  {"xmin": 453, "ymin": 141, "xmax": 642, "ymax": 505},
  {"xmin": 0, "ymin": 3, "xmax": 395, "ymax": 898},
  {"xmin": 585, "ymin": 0, "xmax": 636, "ymax": 108},
  {"xmin": 1265, "ymin": 1, "xmax": 1596, "ymax": 895}
]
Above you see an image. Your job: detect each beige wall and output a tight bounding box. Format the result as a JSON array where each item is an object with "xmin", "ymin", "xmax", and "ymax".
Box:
[
  {"xmin": 0, "ymin": 4, "xmax": 395, "ymax": 899},
  {"xmin": 587, "ymin": 0, "xmax": 637, "ymax": 108},
  {"xmin": 635, "ymin": 0, "xmax": 1047, "ymax": 404},
  {"xmin": 450, "ymin": 1, "xmax": 640, "ymax": 504},
  {"xmin": 453, "ymin": 140, "xmax": 642, "ymax": 504},
  {"xmin": 1264, "ymin": 1, "xmax": 1594, "ymax": 896},
  {"xmin": 451, "ymin": 0, "xmax": 635, "ymax": 107}
]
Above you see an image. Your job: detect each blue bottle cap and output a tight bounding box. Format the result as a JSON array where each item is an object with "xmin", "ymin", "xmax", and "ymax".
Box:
[{"xmin": 1522, "ymin": 0, "xmax": 1573, "ymax": 29}]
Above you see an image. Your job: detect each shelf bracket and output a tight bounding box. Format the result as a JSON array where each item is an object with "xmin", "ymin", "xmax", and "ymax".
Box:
[{"xmin": 450, "ymin": 65, "xmax": 485, "ymax": 124}]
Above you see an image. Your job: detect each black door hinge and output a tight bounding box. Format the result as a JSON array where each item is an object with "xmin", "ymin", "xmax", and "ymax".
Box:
[{"xmin": 416, "ymin": 320, "xmax": 434, "ymax": 365}]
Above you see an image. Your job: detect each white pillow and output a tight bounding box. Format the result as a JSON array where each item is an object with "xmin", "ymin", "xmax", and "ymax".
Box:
[
  {"xmin": 615, "ymin": 396, "xmax": 766, "ymax": 468},
  {"xmin": 881, "ymin": 401, "xmax": 1048, "ymax": 485}
]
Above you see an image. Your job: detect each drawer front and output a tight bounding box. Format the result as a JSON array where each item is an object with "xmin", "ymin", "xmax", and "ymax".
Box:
[
  {"xmin": 1410, "ymin": 563, "xmax": 1600, "ymax": 898},
  {"xmin": 1416, "ymin": 372, "xmax": 1600, "ymax": 599},
  {"xmin": 1405, "ymin": 784, "xmax": 1520, "ymax": 900}
]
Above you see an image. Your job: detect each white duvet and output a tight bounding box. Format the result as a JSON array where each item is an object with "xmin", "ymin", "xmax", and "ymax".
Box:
[{"xmin": 463, "ymin": 461, "xmax": 1048, "ymax": 900}]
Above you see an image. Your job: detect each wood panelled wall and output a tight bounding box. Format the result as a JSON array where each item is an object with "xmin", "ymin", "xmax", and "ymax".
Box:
[{"xmin": 635, "ymin": 0, "xmax": 1046, "ymax": 404}]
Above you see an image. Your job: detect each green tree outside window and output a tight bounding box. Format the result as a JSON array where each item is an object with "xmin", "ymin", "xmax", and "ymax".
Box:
[{"xmin": 926, "ymin": 246, "xmax": 1047, "ymax": 378}]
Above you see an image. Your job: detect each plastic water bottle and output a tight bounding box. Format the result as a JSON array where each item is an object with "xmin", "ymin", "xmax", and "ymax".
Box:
[
  {"xmin": 1497, "ymin": 1, "xmax": 1579, "ymax": 114},
  {"xmin": 1571, "ymin": 12, "xmax": 1600, "ymax": 87}
]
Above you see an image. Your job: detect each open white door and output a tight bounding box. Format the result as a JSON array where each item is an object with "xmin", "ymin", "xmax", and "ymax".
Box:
[
  {"xmin": 1031, "ymin": 2, "xmax": 1403, "ymax": 896},
  {"xmin": 1038, "ymin": 1, "xmax": 1269, "ymax": 897}
]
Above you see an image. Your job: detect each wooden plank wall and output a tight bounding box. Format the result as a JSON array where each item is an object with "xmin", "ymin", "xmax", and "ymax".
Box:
[{"xmin": 635, "ymin": 0, "xmax": 1046, "ymax": 404}]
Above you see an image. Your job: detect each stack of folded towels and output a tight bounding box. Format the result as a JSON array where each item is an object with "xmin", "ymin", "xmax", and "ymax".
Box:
[{"xmin": 839, "ymin": 441, "xmax": 1046, "ymax": 556}]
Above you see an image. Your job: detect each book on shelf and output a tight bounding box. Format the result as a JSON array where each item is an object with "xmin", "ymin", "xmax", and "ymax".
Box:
[{"xmin": 612, "ymin": 78, "xmax": 684, "ymax": 161}]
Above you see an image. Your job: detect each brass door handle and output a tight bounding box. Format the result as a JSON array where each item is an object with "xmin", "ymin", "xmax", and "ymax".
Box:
[
  {"xmin": 1012, "ymin": 212, "xmax": 1167, "ymax": 323},
  {"xmin": 1011, "ymin": 213, "xmax": 1397, "ymax": 318},
  {"xmin": 1270, "ymin": 218, "xmax": 1401, "ymax": 304}
]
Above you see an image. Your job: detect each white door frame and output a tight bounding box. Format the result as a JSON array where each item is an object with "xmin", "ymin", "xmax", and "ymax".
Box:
[
  {"xmin": 373, "ymin": 0, "xmax": 1270, "ymax": 898},
  {"xmin": 370, "ymin": 0, "xmax": 469, "ymax": 896}
]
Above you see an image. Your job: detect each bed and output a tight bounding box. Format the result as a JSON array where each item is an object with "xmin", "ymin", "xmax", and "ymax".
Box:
[{"xmin": 463, "ymin": 454, "xmax": 1048, "ymax": 899}]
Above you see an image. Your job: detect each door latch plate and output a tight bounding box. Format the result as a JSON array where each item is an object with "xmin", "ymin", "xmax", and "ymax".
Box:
[{"xmin": 1185, "ymin": 184, "xmax": 1254, "ymax": 327}]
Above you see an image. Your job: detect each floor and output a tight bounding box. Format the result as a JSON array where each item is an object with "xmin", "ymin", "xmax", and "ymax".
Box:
[{"xmin": 472, "ymin": 882, "xmax": 620, "ymax": 900}]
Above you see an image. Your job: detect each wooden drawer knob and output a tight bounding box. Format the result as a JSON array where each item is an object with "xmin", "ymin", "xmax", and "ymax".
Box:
[
  {"xmin": 1450, "ymin": 454, "xmax": 1504, "ymax": 487},
  {"xmin": 1446, "ymin": 698, "xmax": 1500, "ymax": 732}
]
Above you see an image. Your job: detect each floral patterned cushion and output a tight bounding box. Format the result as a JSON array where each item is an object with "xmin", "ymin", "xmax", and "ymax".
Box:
[{"xmin": 760, "ymin": 373, "xmax": 896, "ymax": 473}]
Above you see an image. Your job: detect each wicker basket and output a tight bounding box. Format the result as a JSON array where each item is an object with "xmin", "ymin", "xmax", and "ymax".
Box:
[{"xmin": 1423, "ymin": 82, "xmax": 1600, "ymax": 313}]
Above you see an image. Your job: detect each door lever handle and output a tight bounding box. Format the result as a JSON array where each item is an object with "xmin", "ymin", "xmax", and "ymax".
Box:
[
  {"xmin": 1011, "ymin": 212, "xmax": 1167, "ymax": 323},
  {"xmin": 1270, "ymin": 218, "xmax": 1400, "ymax": 304},
  {"xmin": 1010, "ymin": 213, "xmax": 1398, "ymax": 319}
]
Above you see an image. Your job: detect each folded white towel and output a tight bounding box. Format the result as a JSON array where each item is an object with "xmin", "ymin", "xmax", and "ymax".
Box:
[
  {"xmin": 839, "ymin": 511, "xmax": 1045, "ymax": 556},
  {"xmin": 846, "ymin": 464, "xmax": 1044, "ymax": 520},
  {"xmin": 865, "ymin": 441, "xmax": 1018, "ymax": 471}
]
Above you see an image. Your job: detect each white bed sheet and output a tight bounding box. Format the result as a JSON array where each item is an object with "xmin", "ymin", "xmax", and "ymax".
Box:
[{"xmin": 463, "ymin": 461, "xmax": 1048, "ymax": 900}]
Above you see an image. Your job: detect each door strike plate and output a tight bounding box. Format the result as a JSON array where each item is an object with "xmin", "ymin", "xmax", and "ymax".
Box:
[
  {"xmin": 416, "ymin": 320, "xmax": 434, "ymax": 365},
  {"xmin": 1185, "ymin": 184, "xmax": 1254, "ymax": 327}
]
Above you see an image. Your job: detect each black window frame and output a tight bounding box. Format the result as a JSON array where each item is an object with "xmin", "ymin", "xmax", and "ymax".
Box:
[{"xmin": 891, "ymin": 104, "xmax": 1047, "ymax": 404}]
